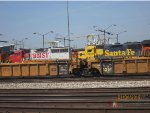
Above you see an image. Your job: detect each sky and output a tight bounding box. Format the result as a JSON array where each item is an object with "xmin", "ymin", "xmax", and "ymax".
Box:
[{"xmin": 0, "ymin": 1, "xmax": 150, "ymax": 49}]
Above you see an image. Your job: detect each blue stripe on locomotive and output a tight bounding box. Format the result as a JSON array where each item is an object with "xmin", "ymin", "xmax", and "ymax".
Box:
[
  {"xmin": 103, "ymin": 42, "xmax": 142, "ymax": 56},
  {"xmin": 123, "ymin": 42, "xmax": 142, "ymax": 56},
  {"xmin": 104, "ymin": 44, "xmax": 125, "ymax": 51}
]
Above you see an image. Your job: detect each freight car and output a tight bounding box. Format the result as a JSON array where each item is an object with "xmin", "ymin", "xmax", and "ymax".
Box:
[
  {"xmin": 0, "ymin": 61, "xmax": 69, "ymax": 77},
  {"xmin": 100, "ymin": 57, "xmax": 150, "ymax": 75},
  {"xmin": 0, "ymin": 55, "xmax": 149, "ymax": 78},
  {"xmin": 70, "ymin": 55, "xmax": 150, "ymax": 76}
]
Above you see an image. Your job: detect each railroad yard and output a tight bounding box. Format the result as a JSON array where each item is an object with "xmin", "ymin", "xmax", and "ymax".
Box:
[{"xmin": 0, "ymin": 1, "xmax": 150, "ymax": 113}]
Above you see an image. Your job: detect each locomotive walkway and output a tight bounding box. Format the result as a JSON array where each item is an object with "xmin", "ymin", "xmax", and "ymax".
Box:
[{"xmin": 0, "ymin": 88, "xmax": 149, "ymax": 113}]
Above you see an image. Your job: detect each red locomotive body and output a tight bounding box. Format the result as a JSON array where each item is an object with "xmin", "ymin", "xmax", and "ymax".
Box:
[{"xmin": 9, "ymin": 49, "xmax": 30, "ymax": 63}]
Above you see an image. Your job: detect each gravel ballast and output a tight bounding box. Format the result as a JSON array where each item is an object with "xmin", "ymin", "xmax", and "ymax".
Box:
[{"xmin": 0, "ymin": 80, "xmax": 150, "ymax": 89}]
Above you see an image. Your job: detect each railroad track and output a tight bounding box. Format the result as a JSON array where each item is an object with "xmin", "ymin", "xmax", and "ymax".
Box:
[
  {"xmin": 0, "ymin": 88, "xmax": 150, "ymax": 113},
  {"xmin": 0, "ymin": 75, "xmax": 150, "ymax": 83}
]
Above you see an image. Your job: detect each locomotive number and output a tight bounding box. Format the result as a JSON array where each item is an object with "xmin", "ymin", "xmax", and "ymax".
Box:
[
  {"xmin": 103, "ymin": 67, "xmax": 112, "ymax": 72},
  {"xmin": 102, "ymin": 63, "xmax": 113, "ymax": 74}
]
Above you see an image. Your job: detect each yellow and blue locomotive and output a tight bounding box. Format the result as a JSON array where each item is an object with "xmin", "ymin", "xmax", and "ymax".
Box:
[{"xmin": 71, "ymin": 39, "xmax": 150, "ymax": 76}]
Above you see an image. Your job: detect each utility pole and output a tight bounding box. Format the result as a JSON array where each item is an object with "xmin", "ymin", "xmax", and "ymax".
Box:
[
  {"xmin": 115, "ymin": 30, "xmax": 127, "ymax": 43},
  {"xmin": 33, "ymin": 31, "xmax": 53, "ymax": 49},
  {"xmin": 93, "ymin": 24, "xmax": 116, "ymax": 45},
  {"xmin": 56, "ymin": 36, "xmax": 67, "ymax": 47},
  {"xmin": 55, "ymin": 34, "xmax": 73, "ymax": 47},
  {"xmin": 67, "ymin": 0, "xmax": 71, "ymax": 48}
]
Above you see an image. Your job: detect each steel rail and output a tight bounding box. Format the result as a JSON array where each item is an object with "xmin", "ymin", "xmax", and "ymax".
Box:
[
  {"xmin": 0, "ymin": 74, "xmax": 150, "ymax": 82},
  {"xmin": 0, "ymin": 87, "xmax": 149, "ymax": 93},
  {"xmin": 0, "ymin": 88, "xmax": 149, "ymax": 113}
]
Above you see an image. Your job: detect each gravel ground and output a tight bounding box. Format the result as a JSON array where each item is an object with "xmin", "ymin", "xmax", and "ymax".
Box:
[{"xmin": 0, "ymin": 80, "xmax": 150, "ymax": 89}]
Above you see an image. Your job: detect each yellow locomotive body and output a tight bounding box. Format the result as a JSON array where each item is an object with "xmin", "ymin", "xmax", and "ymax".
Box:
[
  {"xmin": 77, "ymin": 45, "xmax": 103, "ymax": 62},
  {"xmin": 70, "ymin": 45, "xmax": 103, "ymax": 76}
]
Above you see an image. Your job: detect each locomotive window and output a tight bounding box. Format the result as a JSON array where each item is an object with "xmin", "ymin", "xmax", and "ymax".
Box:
[
  {"xmin": 15, "ymin": 52, "xmax": 20, "ymax": 56},
  {"xmin": 60, "ymin": 49, "xmax": 68, "ymax": 53},
  {"xmin": 24, "ymin": 49, "xmax": 30, "ymax": 53},
  {"xmin": 127, "ymin": 44, "xmax": 142, "ymax": 49},
  {"xmin": 87, "ymin": 49, "xmax": 92, "ymax": 53},
  {"xmin": 137, "ymin": 44, "xmax": 142, "ymax": 48},
  {"xmin": 96, "ymin": 45, "xmax": 104, "ymax": 49},
  {"xmin": 51, "ymin": 49, "xmax": 59, "ymax": 53}
]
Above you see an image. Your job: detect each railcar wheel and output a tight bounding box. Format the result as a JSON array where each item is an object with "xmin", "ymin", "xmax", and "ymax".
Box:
[
  {"xmin": 72, "ymin": 68, "xmax": 82, "ymax": 77},
  {"xmin": 91, "ymin": 68, "xmax": 100, "ymax": 77}
]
